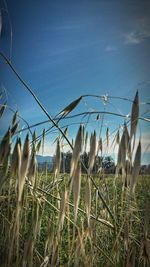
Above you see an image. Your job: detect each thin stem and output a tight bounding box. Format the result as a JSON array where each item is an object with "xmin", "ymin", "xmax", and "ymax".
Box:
[
  {"xmin": 0, "ymin": 51, "xmax": 120, "ymax": 227},
  {"xmin": 0, "ymin": 51, "xmax": 73, "ymax": 149}
]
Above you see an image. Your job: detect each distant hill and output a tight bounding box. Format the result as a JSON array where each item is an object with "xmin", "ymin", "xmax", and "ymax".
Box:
[
  {"xmin": 36, "ymin": 155, "xmax": 54, "ymax": 171},
  {"xmin": 36, "ymin": 155, "xmax": 53, "ymax": 163}
]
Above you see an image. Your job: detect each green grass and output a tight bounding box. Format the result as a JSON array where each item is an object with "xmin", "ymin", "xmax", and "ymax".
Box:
[{"xmin": 1, "ymin": 174, "xmax": 149, "ymax": 266}]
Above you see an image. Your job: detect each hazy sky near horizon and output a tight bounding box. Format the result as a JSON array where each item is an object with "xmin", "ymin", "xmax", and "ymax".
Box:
[{"xmin": 0, "ymin": 0, "xmax": 150, "ymax": 162}]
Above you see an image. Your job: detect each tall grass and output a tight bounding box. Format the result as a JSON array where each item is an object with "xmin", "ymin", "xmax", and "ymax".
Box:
[{"xmin": 0, "ymin": 87, "xmax": 150, "ymax": 267}]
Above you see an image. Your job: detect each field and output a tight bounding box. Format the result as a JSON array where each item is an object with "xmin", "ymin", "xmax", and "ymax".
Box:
[
  {"xmin": 0, "ymin": 90, "xmax": 150, "ymax": 267},
  {"xmin": 0, "ymin": 171, "xmax": 150, "ymax": 267}
]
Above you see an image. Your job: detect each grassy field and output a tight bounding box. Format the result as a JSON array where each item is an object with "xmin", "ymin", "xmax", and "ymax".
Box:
[
  {"xmin": 0, "ymin": 172, "xmax": 150, "ymax": 267},
  {"xmin": 0, "ymin": 92, "xmax": 150, "ymax": 267}
]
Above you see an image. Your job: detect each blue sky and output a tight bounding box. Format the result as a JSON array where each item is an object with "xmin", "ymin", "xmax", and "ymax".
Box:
[{"xmin": 0, "ymin": 0, "xmax": 150, "ymax": 162}]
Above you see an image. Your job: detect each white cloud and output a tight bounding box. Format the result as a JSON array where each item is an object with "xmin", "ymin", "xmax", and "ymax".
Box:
[
  {"xmin": 40, "ymin": 140, "xmax": 70, "ymax": 156},
  {"xmin": 124, "ymin": 17, "xmax": 150, "ymax": 45},
  {"xmin": 124, "ymin": 31, "xmax": 142, "ymax": 44},
  {"xmin": 140, "ymin": 132, "xmax": 150, "ymax": 153},
  {"xmin": 105, "ymin": 45, "xmax": 117, "ymax": 52}
]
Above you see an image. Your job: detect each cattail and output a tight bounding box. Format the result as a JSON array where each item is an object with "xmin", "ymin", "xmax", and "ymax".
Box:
[
  {"xmin": 88, "ymin": 131, "xmax": 96, "ymax": 173},
  {"xmin": 72, "ymin": 163, "xmax": 81, "ymax": 223},
  {"xmin": 70, "ymin": 125, "xmax": 83, "ymax": 177},
  {"xmin": 130, "ymin": 140, "xmax": 141, "ymax": 196},
  {"xmin": 18, "ymin": 134, "xmax": 30, "ymax": 202},
  {"xmin": 130, "ymin": 91, "xmax": 139, "ymax": 142}
]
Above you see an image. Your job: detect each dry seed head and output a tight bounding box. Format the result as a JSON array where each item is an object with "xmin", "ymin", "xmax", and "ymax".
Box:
[
  {"xmin": 0, "ymin": 101, "xmax": 7, "ymax": 119},
  {"xmin": 88, "ymin": 131, "xmax": 96, "ymax": 173},
  {"xmin": 57, "ymin": 96, "xmax": 82, "ymax": 118},
  {"xmin": 124, "ymin": 123, "xmax": 131, "ymax": 161},
  {"xmin": 82, "ymin": 125, "xmax": 85, "ymax": 148},
  {"xmin": 130, "ymin": 90, "xmax": 139, "ymax": 141},
  {"xmin": 12, "ymin": 111, "xmax": 18, "ymax": 126},
  {"xmin": 58, "ymin": 189, "xmax": 68, "ymax": 231},
  {"xmin": 70, "ymin": 125, "xmax": 83, "ymax": 177},
  {"xmin": 106, "ymin": 127, "xmax": 109, "ymax": 147},
  {"xmin": 28, "ymin": 151, "xmax": 37, "ymax": 186},
  {"xmin": 72, "ymin": 163, "xmax": 81, "ymax": 223},
  {"xmin": 72, "ymin": 138, "xmax": 74, "ymax": 147},
  {"xmin": 63, "ymin": 127, "xmax": 68, "ymax": 137},
  {"xmin": 36, "ymin": 140, "xmax": 41, "ymax": 153},
  {"xmin": 42, "ymin": 128, "xmax": 46, "ymax": 153},
  {"xmin": 54, "ymin": 139, "xmax": 61, "ymax": 177},
  {"xmin": 97, "ymin": 137, "xmax": 102, "ymax": 154},
  {"xmin": 85, "ymin": 177, "xmax": 91, "ymax": 227},
  {"xmin": 11, "ymin": 138, "xmax": 21, "ymax": 176},
  {"xmin": 84, "ymin": 131, "xmax": 88, "ymax": 152},
  {"xmin": 130, "ymin": 140, "xmax": 141, "ymax": 196},
  {"xmin": 117, "ymin": 125, "xmax": 127, "ymax": 172},
  {"xmin": 32, "ymin": 131, "xmax": 36, "ymax": 145},
  {"xmin": 96, "ymin": 114, "xmax": 100, "ymax": 120},
  {"xmin": 11, "ymin": 122, "xmax": 18, "ymax": 137},
  {"xmin": 2, "ymin": 151, "xmax": 10, "ymax": 177},
  {"xmin": 74, "ymin": 230, "xmax": 85, "ymax": 266},
  {"xmin": 0, "ymin": 135, "xmax": 11, "ymax": 181},
  {"xmin": 116, "ymin": 130, "xmax": 120, "ymax": 144},
  {"xmin": 0, "ymin": 128, "xmax": 11, "ymax": 164},
  {"xmin": 19, "ymin": 133, "xmax": 30, "ymax": 202},
  {"xmin": 18, "ymin": 137, "xmax": 22, "ymax": 148}
]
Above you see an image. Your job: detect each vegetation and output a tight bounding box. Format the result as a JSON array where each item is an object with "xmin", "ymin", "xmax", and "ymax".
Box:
[
  {"xmin": 0, "ymin": 2, "xmax": 150, "ymax": 266},
  {"xmin": 0, "ymin": 83, "xmax": 150, "ymax": 267}
]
